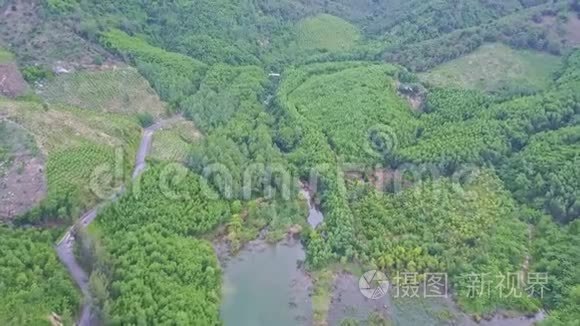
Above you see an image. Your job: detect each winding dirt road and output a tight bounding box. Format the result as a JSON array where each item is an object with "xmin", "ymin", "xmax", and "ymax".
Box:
[{"xmin": 55, "ymin": 119, "xmax": 172, "ymax": 326}]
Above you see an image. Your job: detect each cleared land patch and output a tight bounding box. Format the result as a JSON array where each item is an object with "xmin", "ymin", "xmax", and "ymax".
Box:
[
  {"xmin": 0, "ymin": 99, "xmax": 141, "ymax": 220},
  {"xmin": 564, "ymin": 14, "xmax": 580, "ymax": 46},
  {"xmin": 0, "ymin": 48, "xmax": 28, "ymax": 98},
  {"xmin": 0, "ymin": 0, "xmax": 111, "ymax": 66},
  {"xmin": 150, "ymin": 118, "xmax": 202, "ymax": 163},
  {"xmin": 0, "ymin": 120, "xmax": 45, "ymax": 219},
  {"xmin": 534, "ymin": 13, "xmax": 580, "ymax": 48},
  {"xmin": 420, "ymin": 43, "xmax": 561, "ymax": 94},
  {"xmin": 295, "ymin": 14, "xmax": 361, "ymax": 52},
  {"xmin": 37, "ymin": 67, "xmax": 167, "ymax": 117}
]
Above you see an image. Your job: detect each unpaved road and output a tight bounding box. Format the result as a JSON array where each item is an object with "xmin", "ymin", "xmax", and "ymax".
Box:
[{"xmin": 55, "ymin": 119, "xmax": 173, "ymax": 326}]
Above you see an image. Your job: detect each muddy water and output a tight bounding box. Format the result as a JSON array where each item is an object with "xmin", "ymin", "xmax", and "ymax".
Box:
[
  {"xmin": 301, "ymin": 188, "xmax": 324, "ymax": 228},
  {"xmin": 220, "ymin": 189, "xmax": 322, "ymax": 326},
  {"xmin": 219, "ymin": 187, "xmax": 544, "ymax": 326},
  {"xmin": 220, "ymin": 239, "xmax": 313, "ymax": 326},
  {"xmin": 328, "ymin": 273, "xmax": 545, "ymax": 326},
  {"xmin": 327, "ymin": 273, "xmax": 463, "ymax": 326},
  {"xmin": 472, "ymin": 312, "xmax": 545, "ymax": 326}
]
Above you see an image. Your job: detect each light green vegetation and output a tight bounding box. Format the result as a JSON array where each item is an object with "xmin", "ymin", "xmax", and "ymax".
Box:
[
  {"xmin": 0, "ymin": 120, "xmax": 38, "ymax": 165},
  {"xmin": 76, "ymin": 0, "xmax": 268, "ymax": 65},
  {"xmin": 84, "ymin": 165, "xmax": 229, "ymax": 324},
  {"xmin": 351, "ymin": 172, "xmax": 539, "ymax": 315},
  {"xmin": 225, "ymin": 197, "xmax": 307, "ymax": 250},
  {"xmin": 400, "ymin": 55, "xmax": 580, "ymax": 169},
  {"xmin": 184, "ymin": 63, "xmax": 308, "ymax": 245},
  {"xmin": 0, "ymin": 226, "xmax": 80, "ymax": 325},
  {"xmin": 295, "ymin": 14, "xmax": 361, "ymax": 52},
  {"xmin": 45, "ymin": 0, "xmax": 77, "ymax": 13},
  {"xmin": 11, "ymin": 0, "xmax": 577, "ymax": 324},
  {"xmin": 182, "ymin": 63, "xmax": 265, "ymax": 132},
  {"xmin": 533, "ymin": 216, "xmax": 580, "ymax": 326},
  {"xmin": 282, "ymin": 62, "xmax": 417, "ymax": 164},
  {"xmin": 420, "ymin": 43, "xmax": 561, "ymax": 95},
  {"xmin": 279, "ymin": 52, "xmax": 580, "ymax": 319},
  {"xmin": 101, "ymin": 29, "xmax": 207, "ymax": 106},
  {"xmin": 0, "ymin": 99, "xmax": 140, "ymax": 153},
  {"xmin": 38, "ymin": 67, "xmax": 167, "ymax": 117},
  {"xmin": 276, "ymin": 63, "xmax": 420, "ymax": 278},
  {"xmin": 0, "ymin": 47, "xmax": 15, "ymax": 64},
  {"xmin": 0, "ymin": 99, "xmax": 141, "ymax": 223},
  {"xmin": 502, "ymin": 125, "xmax": 580, "ymax": 223},
  {"xmin": 311, "ymin": 269, "xmax": 334, "ymax": 325},
  {"xmin": 150, "ymin": 119, "xmax": 201, "ymax": 163},
  {"xmin": 382, "ymin": 2, "xmax": 572, "ymax": 72},
  {"xmin": 81, "ymin": 58, "xmax": 308, "ymax": 324},
  {"xmin": 277, "ymin": 62, "xmax": 414, "ymax": 271},
  {"xmin": 95, "ymin": 164, "xmax": 231, "ymax": 243},
  {"xmin": 311, "ymin": 264, "xmax": 365, "ymax": 325}
]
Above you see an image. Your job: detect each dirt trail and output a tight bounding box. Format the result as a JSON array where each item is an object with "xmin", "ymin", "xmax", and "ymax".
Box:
[{"xmin": 55, "ymin": 118, "xmax": 175, "ymax": 326}]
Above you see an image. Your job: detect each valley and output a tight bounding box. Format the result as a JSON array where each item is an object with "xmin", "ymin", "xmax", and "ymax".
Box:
[{"xmin": 0, "ymin": 1, "xmax": 579, "ymax": 325}]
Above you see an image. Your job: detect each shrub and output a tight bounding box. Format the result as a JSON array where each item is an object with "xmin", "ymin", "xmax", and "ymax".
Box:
[
  {"xmin": 136, "ymin": 112, "xmax": 154, "ymax": 128},
  {"xmin": 22, "ymin": 66, "xmax": 54, "ymax": 84}
]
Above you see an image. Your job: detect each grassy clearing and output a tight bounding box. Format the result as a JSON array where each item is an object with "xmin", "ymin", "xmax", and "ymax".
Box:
[
  {"xmin": 0, "ymin": 99, "xmax": 141, "ymax": 219},
  {"xmin": 311, "ymin": 269, "xmax": 334, "ymax": 325},
  {"xmin": 0, "ymin": 120, "xmax": 38, "ymax": 160},
  {"xmin": 38, "ymin": 67, "xmax": 167, "ymax": 117},
  {"xmin": 150, "ymin": 119, "xmax": 201, "ymax": 163},
  {"xmin": 295, "ymin": 14, "xmax": 361, "ymax": 52},
  {"xmin": 0, "ymin": 99, "xmax": 141, "ymax": 153},
  {"xmin": 420, "ymin": 43, "xmax": 561, "ymax": 94},
  {"xmin": 310, "ymin": 263, "xmax": 366, "ymax": 325},
  {"xmin": 0, "ymin": 48, "xmax": 15, "ymax": 64}
]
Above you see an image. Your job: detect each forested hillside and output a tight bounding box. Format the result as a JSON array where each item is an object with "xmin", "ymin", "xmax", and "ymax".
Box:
[
  {"xmin": 350, "ymin": 172, "xmax": 537, "ymax": 314},
  {"xmin": 0, "ymin": 226, "xmax": 80, "ymax": 325},
  {"xmin": 81, "ymin": 166, "xmax": 227, "ymax": 324},
  {"xmin": 1, "ymin": 0, "xmax": 579, "ymax": 325}
]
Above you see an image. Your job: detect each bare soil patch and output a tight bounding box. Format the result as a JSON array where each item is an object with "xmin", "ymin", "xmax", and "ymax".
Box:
[
  {"xmin": 0, "ymin": 0, "xmax": 113, "ymax": 66},
  {"xmin": 395, "ymin": 81, "xmax": 425, "ymax": 112},
  {"xmin": 0, "ymin": 154, "xmax": 46, "ymax": 219},
  {"xmin": 37, "ymin": 66, "xmax": 166, "ymax": 117},
  {"xmin": 327, "ymin": 272, "xmax": 389, "ymax": 325},
  {"xmin": 0, "ymin": 119, "xmax": 46, "ymax": 219},
  {"xmin": 0, "ymin": 63, "xmax": 28, "ymax": 97},
  {"xmin": 534, "ymin": 13, "xmax": 580, "ymax": 48},
  {"xmin": 150, "ymin": 118, "xmax": 202, "ymax": 162},
  {"xmin": 564, "ymin": 15, "xmax": 580, "ymax": 46}
]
